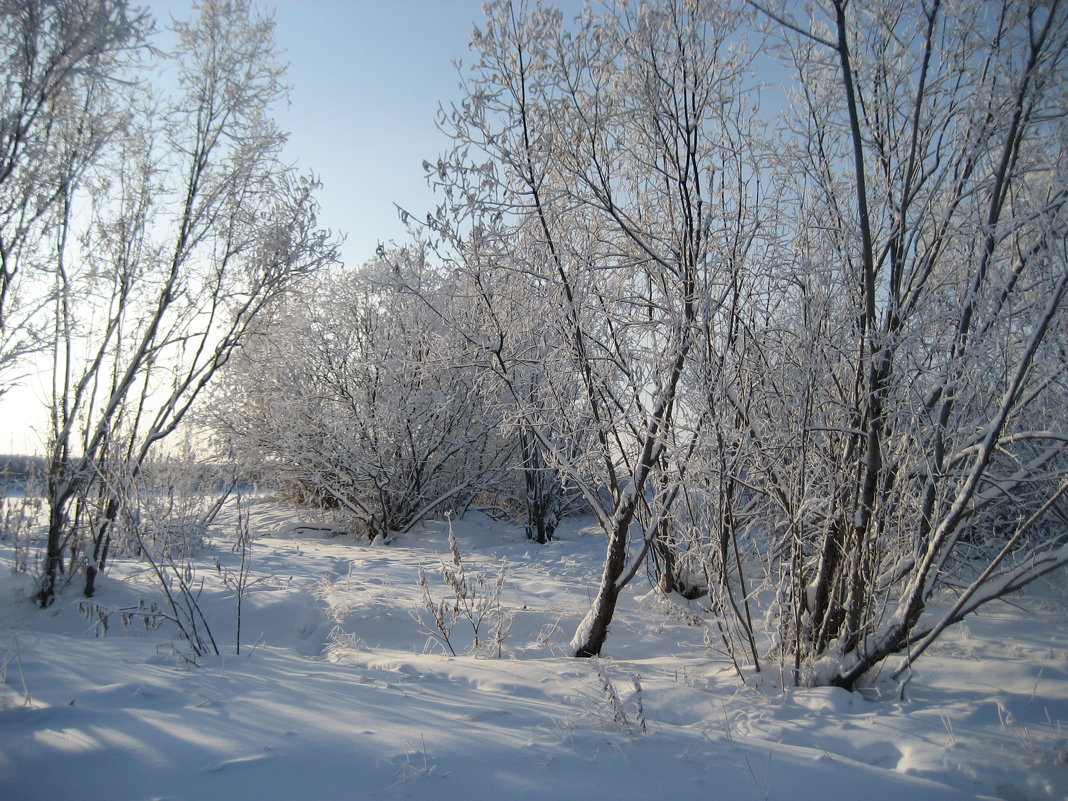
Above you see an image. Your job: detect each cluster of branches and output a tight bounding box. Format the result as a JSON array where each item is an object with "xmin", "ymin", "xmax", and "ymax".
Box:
[
  {"xmin": 207, "ymin": 0, "xmax": 1068, "ymax": 690},
  {"xmin": 0, "ymin": 0, "xmax": 337, "ymax": 607},
  {"xmin": 416, "ymin": 0, "xmax": 1065, "ymax": 689}
]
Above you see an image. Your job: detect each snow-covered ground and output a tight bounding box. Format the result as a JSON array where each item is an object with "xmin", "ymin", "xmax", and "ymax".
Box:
[{"xmin": 1, "ymin": 496, "xmax": 1066, "ymax": 800}]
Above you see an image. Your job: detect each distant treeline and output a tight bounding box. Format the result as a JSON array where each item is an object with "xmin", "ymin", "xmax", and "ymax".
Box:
[
  {"xmin": 0, "ymin": 455, "xmax": 46, "ymax": 481},
  {"xmin": 0, "ymin": 454, "xmax": 267, "ymax": 496}
]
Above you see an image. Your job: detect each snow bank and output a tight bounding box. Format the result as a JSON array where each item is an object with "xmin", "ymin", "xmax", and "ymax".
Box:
[{"xmin": 1, "ymin": 498, "xmax": 1065, "ymax": 800}]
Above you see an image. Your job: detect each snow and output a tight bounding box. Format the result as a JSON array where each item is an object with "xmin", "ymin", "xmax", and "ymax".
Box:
[{"xmin": 2, "ymin": 496, "xmax": 1067, "ymax": 801}]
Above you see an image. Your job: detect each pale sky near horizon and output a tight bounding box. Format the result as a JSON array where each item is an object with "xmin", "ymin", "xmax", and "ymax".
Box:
[{"xmin": 0, "ymin": 0, "xmax": 573, "ymax": 454}]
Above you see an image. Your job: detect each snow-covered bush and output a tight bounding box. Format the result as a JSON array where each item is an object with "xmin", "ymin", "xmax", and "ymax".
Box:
[{"xmin": 213, "ymin": 246, "xmax": 512, "ymax": 541}]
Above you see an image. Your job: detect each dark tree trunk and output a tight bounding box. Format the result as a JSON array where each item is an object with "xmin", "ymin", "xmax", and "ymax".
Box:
[
  {"xmin": 521, "ymin": 428, "xmax": 559, "ymax": 545},
  {"xmin": 571, "ymin": 508, "xmax": 634, "ymax": 657}
]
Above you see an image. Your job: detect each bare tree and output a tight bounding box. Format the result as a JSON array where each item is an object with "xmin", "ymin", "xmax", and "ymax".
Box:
[
  {"xmin": 35, "ymin": 0, "xmax": 337, "ymax": 606},
  {"xmin": 432, "ymin": 0, "xmax": 759, "ymax": 656},
  {"xmin": 436, "ymin": 0, "xmax": 1067, "ymax": 684},
  {"xmin": 0, "ymin": 0, "xmax": 145, "ymax": 391},
  {"xmin": 716, "ymin": 0, "xmax": 1068, "ymax": 687}
]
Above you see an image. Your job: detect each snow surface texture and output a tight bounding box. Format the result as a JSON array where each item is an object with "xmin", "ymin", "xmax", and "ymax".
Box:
[{"xmin": 1, "ymin": 496, "xmax": 1066, "ymax": 800}]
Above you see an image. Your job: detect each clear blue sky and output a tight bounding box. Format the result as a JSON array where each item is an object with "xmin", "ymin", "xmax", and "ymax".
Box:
[{"xmin": 266, "ymin": 0, "xmax": 493, "ymax": 267}]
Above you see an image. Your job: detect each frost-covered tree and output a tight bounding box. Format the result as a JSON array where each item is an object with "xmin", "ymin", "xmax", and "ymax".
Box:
[
  {"xmin": 662, "ymin": 0, "xmax": 1068, "ymax": 688},
  {"xmin": 436, "ymin": 0, "xmax": 1067, "ymax": 685},
  {"xmin": 0, "ymin": 0, "xmax": 145, "ymax": 391},
  {"xmin": 35, "ymin": 0, "xmax": 337, "ymax": 606},
  {"xmin": 431, "ymin": 0, "xmax": 760, "ymax": 656},
  {"xmin": 739, "ymin": 0, "xmax": 1068, "ymax": 688},
  {"xmin": 392, "ymin": 229, "xmax": 583, "ymax": 545}
]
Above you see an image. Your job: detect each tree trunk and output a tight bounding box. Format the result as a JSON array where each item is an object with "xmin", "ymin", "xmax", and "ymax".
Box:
[
  {"xmin": 36, "ymin": 510, "xmax": 65, "ymax": 607},
  {"xmin": 570, "ymin": 510, "xmax": 633, "ymax": 657}
]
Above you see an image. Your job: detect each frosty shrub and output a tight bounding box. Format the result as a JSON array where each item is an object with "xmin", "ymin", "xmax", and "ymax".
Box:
[
  {"xmin": 212, "ymin": 246, "xmax": 512, "ymax": 542},
  {"xmin": 0, "ymin": 466, "xmax": 42, "ymax": 575},
  {"xmin": 573, "ymin": 661, "xmax": 648, "ymax": 736}
]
